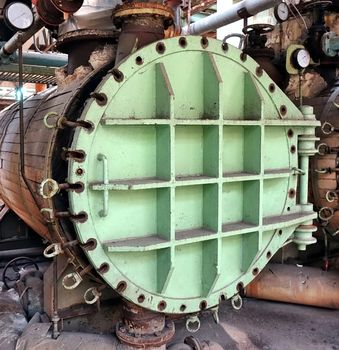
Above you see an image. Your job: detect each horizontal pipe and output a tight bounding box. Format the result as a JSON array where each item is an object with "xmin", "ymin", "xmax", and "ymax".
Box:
[
  {"xmin": 246, "ymin": 263, "xmax": 339, "ymax": 309},
  {"xmin": 182, "ymin": 0, "xmax": 280, "ymax": 35},
  {"xmin": 21, "ymin": 51, "xmax": 68, "ymax": 67},
  {"xmin": 0, "ymin": 247, "xmax": 44, "ymax": 259},
  {"xmin": 0, "ymin": 15, "xmax": 44, "ymax": 60}
]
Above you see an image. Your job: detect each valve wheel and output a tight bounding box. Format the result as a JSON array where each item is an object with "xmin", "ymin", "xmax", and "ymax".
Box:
[
  {"xmin": 243, "ymin": 24, "xmax": 275, "ymax": 35},
  {"xmin": 2, "ymin": 257, "xmax": 39, "ymax": 289}
]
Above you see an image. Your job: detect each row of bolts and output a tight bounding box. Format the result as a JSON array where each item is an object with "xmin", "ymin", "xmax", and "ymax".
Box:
[{"xmin": 315, "ymin": 122, "xmax": 339, "ymax": 229}]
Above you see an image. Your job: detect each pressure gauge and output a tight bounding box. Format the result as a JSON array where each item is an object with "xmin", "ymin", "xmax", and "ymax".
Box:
[
  {"xmin": 292, "ymin": 48, "xmax": 311, "ymax": 70},
  {"xmin": 4, "ymin": 2, "xmax": 34, "ymax": 31},
  {"xmin": 274, "ymin": 2, "xmax": 290, "ymax": 23}
]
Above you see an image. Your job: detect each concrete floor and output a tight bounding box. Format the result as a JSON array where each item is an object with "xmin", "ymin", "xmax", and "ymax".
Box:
[
  {"xmin": 1, "ymin": 280, "xmax": 339, "ymax": 350},
  {"xmin": 173, "ymin": 299, "xmax": 339, "ymax": 350}
]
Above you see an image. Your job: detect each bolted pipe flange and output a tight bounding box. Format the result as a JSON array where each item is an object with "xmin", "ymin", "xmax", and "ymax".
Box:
[
  {"xmin": 113, "ymin": 2, "xmax": 174, "ymax": 29},
  {"xmin": 116, "ymin": 319, "xmax": 175, "ymax": 347},
  {"xmin": 116, "ymin": 302, "xmax": 175, "ymax": 347}
]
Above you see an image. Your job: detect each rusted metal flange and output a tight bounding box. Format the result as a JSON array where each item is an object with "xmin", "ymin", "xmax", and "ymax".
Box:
[
  {"xmin": 50, "ymin": 0, "xmax": 83, "ymax": 13},
  {"xmin": 56, "ymin": 29, "xmax": 119, "ymax": 53},
  {"xmin": 113, "ymin": 2, "xmax": 174, "ymax": 29},
  {"xmin": 116, "ymin": 302, "xmax": 175, "ymax": 347}
]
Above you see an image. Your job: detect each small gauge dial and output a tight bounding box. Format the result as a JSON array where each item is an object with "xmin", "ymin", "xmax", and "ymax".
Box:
[
  {"xmin": 274, "ymin": 2, "xmax": 290, "ymax": 23},
  {"xmin": 292, "ymin": 49, "xmax": 311, "ymax": 70},
  {"xmin": 4, "ymin": 2, "xmax": 34, "ymax": 31}
]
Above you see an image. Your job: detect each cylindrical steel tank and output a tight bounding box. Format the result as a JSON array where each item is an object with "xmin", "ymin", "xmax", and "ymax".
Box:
[{"xmin": 0, "ymin": 36, "xmax": 319, "ymax": 315}]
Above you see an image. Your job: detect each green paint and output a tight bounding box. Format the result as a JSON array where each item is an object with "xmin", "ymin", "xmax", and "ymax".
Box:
[{"xmin": 68, "ymin": 37, "xmax": 319, "ymax": 314}]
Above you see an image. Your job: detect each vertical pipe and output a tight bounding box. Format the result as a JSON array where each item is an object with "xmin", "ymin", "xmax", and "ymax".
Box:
[
  {"xmin": 18, "ymin": 46, "xmax": 40, "ymax": 209},
  {"xmin": 299, "ymin": 156, "xmax": 308, "ymax": 205}
]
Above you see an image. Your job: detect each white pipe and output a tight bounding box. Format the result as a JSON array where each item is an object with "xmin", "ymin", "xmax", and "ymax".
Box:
[{"xmin": 182, "ymin": 0, "xmax": 281, "ymax": 35}]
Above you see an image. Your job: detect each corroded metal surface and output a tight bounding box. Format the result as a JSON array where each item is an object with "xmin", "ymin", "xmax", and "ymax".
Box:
[
  {"xmin": 246, "ymin": 263, "xmax": 339, "ymax": 309},
  {"xmin": 309, "ymin": 80, "xmax": 339, "ymax": 234}
]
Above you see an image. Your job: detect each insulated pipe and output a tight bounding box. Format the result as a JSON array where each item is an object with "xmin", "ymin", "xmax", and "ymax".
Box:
[
  {"xmin": 245, "ymin": 263, "xmax": 339, "ymax": 309},
  {"xmin": 181, "ymin": 0, "xmax": 281, "ymax": 35},
  {"xmin": 22, "ymin": 51, "xmax": 68, "ymax": 67},
  {"xmin": 0, "ymin": 15, "xmax": 44, "ymax": 60}
]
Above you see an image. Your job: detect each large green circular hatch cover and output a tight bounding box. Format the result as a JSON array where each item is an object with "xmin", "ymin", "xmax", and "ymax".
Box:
[{"xmin": 68, "ymin": 36, "xmax": 317, "ymax": 314}]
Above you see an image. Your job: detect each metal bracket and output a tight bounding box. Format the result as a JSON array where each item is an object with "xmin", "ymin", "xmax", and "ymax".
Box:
[
  {"xmin": 39, "ymin": 178, "xmax": 60, "ymax": 199},
  {"xmin": 44, "ymin": 243, "xmax": 64, "ymax": 258},
  {"xmin": 186, "ymin": 315, "xmax": 201, "ymax": 333},
  {"xmin": 84, "ymin": 287, "xmax": 102, "ymax": 304},
  {"xmin": 231, "ymin": 294, "xmax": 243, "ymax": 310},
  {"xmin": 62, "ymin": 271, "xmax": 83, "ymax": 290},
  {"xmin": 97, "ymin": 154, "xmax": 109, "ymax": 217}
]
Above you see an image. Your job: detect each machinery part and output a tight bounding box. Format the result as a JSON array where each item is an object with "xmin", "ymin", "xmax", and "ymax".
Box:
[
  {"xmin": 39, "ymin": 179, "xmax": 60, "ymax": 199},
  {"xmin": 286, "ymin": 45, "xmax": 311, "ymax": 75},
  {"xmin": 16, "ymin": 269, "xmax": 44, "ymax": 318},
  {"xmin": 246, "ymin": 263, "xmax": 339, "ymax": 309},
  {"xmin": 185, "ymin": 336, "xmax": 224, "ymax": 350},
  {"xmin": 116, "ymin": 302, "xmax": 175, "ymax": 347},
  {"xmin": 56, "ymin": 29, "xmax": 118, "ymax": 75},
  {"xmin": 186, "ymin": 316, "xmax": 201, "ymax": 333},
  {"xmin": 58, "ymin": 0, "xmax": 120, "ymax": 36},
  {"xmin": 243, "ymin": 23, "xmax": 274, "ymax": 36},
  {"xmin": 273, "ymin": 2, "xmax": 289, "ymax": 23},
  {"xmin": 293, "ymin": 106, "xmax": 318, "ymax": 251},
  {"xmin": 181, "ymin": 0, "xmax": 280, "ymax": 35},
  {"xmin": 291, "ymin": 48, "xmax": 311, "ymax": 70},
  {"xmin": 56, "ymin": 0, "xmax": 119, "ymax": 74},
  {"xmin": 0, "ymin": 15, "xmax": 44, "ymax": 61},
  {"xmin": 0, "ymin": 247, "xmax": 44, "ymax": 259},
  {"xmin": 36, "ymin": 0, "xmax": 83, "ymax": 26},
  {"xmin": 50, "ymin": 0, "xmax": 83, "ymax": 13},
  {"xmin": 44, "ymin": 242, "xmax": 64, "ymax": 258},
  {"xmin": 113, "ymin": 2, "xmax": 174, "ymax": 63},
  {"xmin": 0, "ymin": 63, "xmax": 57, "ymax": 84},
  {"xmin": 2, "ymin": 257, "xmax": 39, "ymax": 289},
  {"xmin": 0, "ymin": 60, "xmax": 113, "ymax": 243},
  {"xmin": 308, "ymin": 80, "xmax": 339, "ymax": 235},
  {"xmin": 321, "ymin": 121, "xmax": 339, "ymax": 135},
  {"xmin": 68, "ymin": 36, "xmax": 318, "ymax": 313},
  {"xmin": 19, "ymin": 51, "xmax": 68, "ymax": 68},
  {"xmin": 0, "ymin": 37, "xmax": 319, "ymax": 315},
  {"xmin": 83, "ymin": 286, "xmax": 104, "ymax": 304},
  {"xmin": 62, "ymin": 265, "xmax": 92, "ymax": 290},
  {"xmin": 231, "ymin": 294, "xmax": 243, "ymax": 310},
  {"xmin": 168, "ymin": 338, "xmax": 223, "ymax": 350},
  {"xmin": 322, "ymin": 32, "xmax": 339, "ymax": 57},
  {"xmin": 3, "ymin": 2, "xmax": 34, "ymax": 31},
  {"xmin": 242, "ymin": 23, "xmax": 282, "ymax": 85},
  {"xmin": 223, "ymin": 33, "xmax": 245, "ymax": 50}
]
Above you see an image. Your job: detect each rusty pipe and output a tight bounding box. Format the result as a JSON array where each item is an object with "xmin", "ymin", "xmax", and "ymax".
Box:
[{"xmin": 245, "ymin": 263, "xmax": 339, "ymax": 309}]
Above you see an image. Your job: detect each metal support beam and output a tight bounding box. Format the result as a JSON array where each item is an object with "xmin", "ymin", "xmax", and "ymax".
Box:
[{"xmin": 182, "ymin": 0, "xmax": 280, "ymax": 35}]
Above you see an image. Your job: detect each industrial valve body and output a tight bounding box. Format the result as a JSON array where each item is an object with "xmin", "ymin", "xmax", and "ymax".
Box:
[{"xmin": 0, "ymin": 37, "xmax": 318, "ymax": 314}]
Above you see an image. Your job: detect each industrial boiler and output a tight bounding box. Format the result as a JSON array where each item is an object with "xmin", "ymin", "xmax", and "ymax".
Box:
[{"xmin": 0, "ymin": 0, "xmax": 337, "ymax": 348}]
